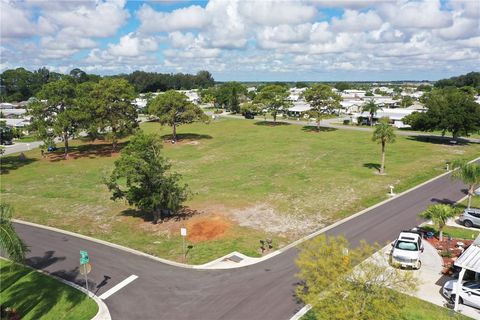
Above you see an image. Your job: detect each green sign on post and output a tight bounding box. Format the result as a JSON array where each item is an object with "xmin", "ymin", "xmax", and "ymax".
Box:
[{"xmin": 80, "ymin": 250, "xmax": 89, "ymax": 265}]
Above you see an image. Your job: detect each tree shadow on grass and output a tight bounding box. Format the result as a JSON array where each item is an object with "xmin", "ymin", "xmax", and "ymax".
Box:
[
  {"xmin": 254, "ymin": 121, "xmax": 291, "ymax": 126},
  {"xmin": 363, "ymin": 163, "xmax": 381, "ymax": 172},
  {"xmin": 406, "ymin": 135, "xmax": 472, "ymax": 146},
  {"xmin": 159, "ymin": 133, "xmax": 213, "ymax": 142},
  {"xmin": 0, "ymin": 263, "xmax": 87, "ymax": 320},
  {"xmin": 120, "ymin": 206, "xmax": 200, "ymax": 223},
  {"xmin": 47, "ymin": 141, "xmax": 129, "ymax": 162},
  {"xmin": 0, "ymin": 155, "xmax": 37, "ymax": 175},
  {"xmin": 302, "ymin": 126, "xmax": 337, "ymax": 133}
]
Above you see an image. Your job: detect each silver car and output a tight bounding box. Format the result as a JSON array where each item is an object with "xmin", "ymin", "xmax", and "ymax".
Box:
[{"xmin": 458, "ymin": 208, "xmax": 480, "ymax": 228}]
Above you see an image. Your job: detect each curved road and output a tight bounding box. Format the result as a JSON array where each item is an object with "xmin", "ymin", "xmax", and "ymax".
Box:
[{"xmin": 14, "ymin": 170, "xmax": 469, "ymax": 320}]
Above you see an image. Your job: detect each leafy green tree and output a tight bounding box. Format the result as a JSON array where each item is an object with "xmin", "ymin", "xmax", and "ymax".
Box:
[
  {"xmin": 254, "ymin": 84, "xmax": 291, "ymax": 125},
  {"xmin": 69, "ymin": 68, "xmax": 89, "ymax": 83},
  {"xmin": 404, "ymin": 88, "xmax": 480, "ymax": 138},
  {"xmin": 400, "ymin": 96, "xmax": 414, "ymax": 108},
  {"xmin": 372, "ymin": 118, "xmax": 396, "ymax": 175},
  {"xmin": 75, "ymin": 81, "xmax": 99, "ymax": 141},
  {"xmin": 28, "ymin": 79, "xmax": 85, "ymax": 157},
  {"xmin": 148, "ymin": 90, "xmax": 208, "ymax": 143},
  {"xmin": 334, "ymin": 82, "xmax": 350, "ymax": 92},
  {"xmin": 240, "ymin": 102, "xmax": 262, "ymax": 118},
  {"xmin": 435, "ymin": 72, "xmax": 480, "ymax": 91},
  {"xmin": 420, "ymin": 204, "xmax": 457, "ymax": 241},
  {"xmin": 296, "ymin": 235, "xmax": 416, "ymax": 320},
  {"xmin": 105, "ymin": 132, "xmax": 190, "ymax": 223},
  {"xmin": 303, "ymin": 84, "xmax": 341, "ymax": 131},
  {"xmin": 0, "ymin": 203, "xmax": 28, "ymax": 262},
  {"xmin": 451, "ymin": 160, "xmax": 480, "ymax": 209},
  {"xmin": 361, "ymin": 100, "xmax": 382, "ymax": 127},
  {"xmin": 91, "ymin": 78, "xmax": 138, "ymax": 151},
  {"xmin": 0, "ymin": 121, "xmax": 14, "ymax": 144},
  {"xmin": 199, "ymin": 87, "xmax": 217, "ymax": 105},
  {"xmin": 214, "ymin": 82, "xmax": 247, "ymax": 113}
]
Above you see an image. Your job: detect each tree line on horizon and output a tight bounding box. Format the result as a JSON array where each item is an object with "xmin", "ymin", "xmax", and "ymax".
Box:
[{"xmin": 0, "ymin": 68, "xmax": 215, "ymax": 103}]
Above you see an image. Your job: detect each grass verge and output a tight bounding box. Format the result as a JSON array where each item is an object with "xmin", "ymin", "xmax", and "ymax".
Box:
[
  {"xmin": 0, "ymin": 259, "xmax": 98, "ymax": 320},
  {"xmin": 2, "ymin": 119, "xmax": 480, "ymax": 263}
]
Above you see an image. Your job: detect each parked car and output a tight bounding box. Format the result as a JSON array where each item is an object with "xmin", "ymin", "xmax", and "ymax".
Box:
[
  {"xmin": 443, "ymin": 280, "xmax": 480, "ymax": 309},
  {"xmin": 458, "ymin": 208, "xmax": 480, "ymax": 228},
  {"xmin": 390, "ymin": 230, "xmax": 423, "ymax": 269},
  {"xmin": 475, "ymin": 187, "xmax": 480, "ymax": 196}
]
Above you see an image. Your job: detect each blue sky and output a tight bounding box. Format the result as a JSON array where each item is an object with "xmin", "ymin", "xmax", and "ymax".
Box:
[{"xmin": 1, "ymin": 0, "xmax": 479, "ymax": 81}]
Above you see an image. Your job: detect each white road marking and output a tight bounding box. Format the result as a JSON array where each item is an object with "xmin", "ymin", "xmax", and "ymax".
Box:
[
  {"xmin": 99, "ymin": 275, "xmax": 138, "ymax": 300},
  {"xmin": 289, "ymin": 304, "xmax": 312, "ymax": 320}
]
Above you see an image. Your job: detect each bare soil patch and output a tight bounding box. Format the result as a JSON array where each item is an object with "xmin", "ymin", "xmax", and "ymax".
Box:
[
  {"xmin": 186, "ymin": 215, "xmax": 231, "ymax": 243},
  {"xmin": 230, "ymin": 204, "xmax": 325, "ymax": 237}
]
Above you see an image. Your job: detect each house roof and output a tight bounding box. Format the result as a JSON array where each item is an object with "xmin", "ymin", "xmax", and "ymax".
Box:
[{"xmin": 454, "ymin": 235, "xmax": 480, "ymax": 273}]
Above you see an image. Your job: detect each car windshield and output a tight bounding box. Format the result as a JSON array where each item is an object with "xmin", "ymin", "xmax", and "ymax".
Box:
[
  {"xmin": 395, "ymin": 241, "xmax": 418, "ymax": 251},
  {"xmin": 464, "ymin": 281, "xmax": 480, "ymax": 289}
]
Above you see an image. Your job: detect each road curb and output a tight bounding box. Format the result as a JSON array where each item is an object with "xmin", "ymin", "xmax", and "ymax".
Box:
[
  {"xmin": 0, "ymin": 257, "xmax": 111, "ymax": 320},
  {"xmin": 12, "ymin": 219, "xmax": 196, "ymax": 269}
]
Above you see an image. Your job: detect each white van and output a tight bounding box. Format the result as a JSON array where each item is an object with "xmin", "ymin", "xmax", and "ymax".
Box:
[{"xmin": 390, "ymin": 230, "xmax": 424, "ymax": 269}]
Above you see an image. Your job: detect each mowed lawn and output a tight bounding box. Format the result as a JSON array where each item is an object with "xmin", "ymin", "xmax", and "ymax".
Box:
[
  {"xmin": 2, "ymin": 118, "xmax": 480, "ymax": 263},
  {"xmin": 0, "ymin": 260, "xmax": 98, "ymax": 320}
]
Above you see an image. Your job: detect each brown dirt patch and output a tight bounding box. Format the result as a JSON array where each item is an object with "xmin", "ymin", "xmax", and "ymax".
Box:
[{"xmin": 186, "ymin": 215, "xmax": 231, "ymax": 243}]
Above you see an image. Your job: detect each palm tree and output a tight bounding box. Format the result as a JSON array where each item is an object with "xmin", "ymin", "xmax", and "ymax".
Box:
[
  {"xmin": 420, "ymin": 204, "xmax": 457, "ymax": 241},
  {"xmin": 0, "ymin": 203, "xmax": 27, "ymax": 262},
  {"xmin": 451, "ymin": 160, "xmax": 480, "ymax": 208},
  {"xmin": 361, "ymin": 99, "xmax": 382, "ymax": 126},
  {"xmin": 372, "ymin": 118, "xmax": 396, "ymax": 175}
]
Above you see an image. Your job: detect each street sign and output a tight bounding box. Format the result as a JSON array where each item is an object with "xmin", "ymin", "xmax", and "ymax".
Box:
[
  {"xmin": 79, "ymin": 262, "xmax": 92, "ymax": 276},
  {"xmin": 180, "ymin": 228, "xmax": 187, "ymax": 236},
  {"xmin": 80, "ymin": 250, "xmax": 89, "ymax": 265}
]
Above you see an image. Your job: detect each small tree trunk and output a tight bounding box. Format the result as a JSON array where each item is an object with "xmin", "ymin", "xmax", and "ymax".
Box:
[
  {"xmin": 273, "ymin": 112, "xmax": 277, "ymax": 125},
  {"xmin": 380, "ymin": 141, "xmax": 386, "ymax": 174},
  {"xmin": 111, "ymin": 126, "xmax": 118, "ymax": 152},
  {"xmin": 439, "ymin": 229, "xmax": 443, "ymax": 242},
  {"xmin": 467, "ymin": 185, "xmax": 474, "ymax": 208},
  {"xmin": 152, "ymin": 209, "xmax": 160, "ymax": 224},
  {"xmin": 63, "ymin": 132, "xmax": 69, "ymax": 158},
  {"xmin": 316, "ymin": 119, "xmax": 321, "ymax": 132},
  {"xmin": 370, "ymin": 115, "xmax": 373, "ymax": 127},
  {"xmin": 172, "ymin": 123, "xmax": 177, "ymax": 143}
]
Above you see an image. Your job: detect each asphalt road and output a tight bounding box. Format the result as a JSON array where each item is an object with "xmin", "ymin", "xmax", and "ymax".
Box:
[{"xmin": 13, "ymin": 170, "xmax": 469, "ymax": 320}]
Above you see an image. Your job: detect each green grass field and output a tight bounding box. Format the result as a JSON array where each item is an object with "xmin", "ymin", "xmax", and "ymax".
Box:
[
  {"xmin": 0, "ymin": 260, "xmax": 98, "ymax": 320},
  {"xmin": 2, "ymin": 118, "xmax": 480, "ymax": 263},
  {"xmin": 302, "ymin": 293, "xmax": 472, "ymax": 320}
]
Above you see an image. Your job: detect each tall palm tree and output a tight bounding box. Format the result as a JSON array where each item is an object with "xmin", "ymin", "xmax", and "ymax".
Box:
[
  {"xmin": 451, "ymin": 160, "xmax": 480, "ymax": 208},
  {"xmin": 420, "ymin": 204, "xmax": 457, "ymax": 241},
  {"xmin": 372, "ymin": 118, "xmax": 396, "ymax": 174},
  {"xmin": 361, "ymin": 99, "xmax": 382, "ymax": 126},
  {"xmin": 0, "ymin": 203, "xmax": 27, "ymax": 262}
]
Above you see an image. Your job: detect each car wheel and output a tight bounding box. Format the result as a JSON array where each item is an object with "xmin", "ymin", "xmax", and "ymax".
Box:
[
  {"xmin": 464, "ymin": 220, "xmax": 473, "ymax": 228},
  {"xmin": 450, "ymin": 295, "xmax": 464, "ymax": 305}
]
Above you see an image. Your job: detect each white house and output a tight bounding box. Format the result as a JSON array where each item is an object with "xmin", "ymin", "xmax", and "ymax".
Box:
[
  {"xmin": 0, "ymin": 118, "xmax": 30, "ymax": 128},
  {"xmin": 352, "ymin": 108, "xmax": 419, "ymax": 128},
  {"xmin": 1, "ymin": 109, "xmax": 27, "ymax": 117},
  {"xmin": 287, "ymin": 101, "xmax": 311, "ymax": 117}
]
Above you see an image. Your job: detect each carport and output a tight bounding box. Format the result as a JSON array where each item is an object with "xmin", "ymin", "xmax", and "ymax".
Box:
[{"xmin": 453, "ymin": 235, "xmax": 480, "ymax": 311}]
